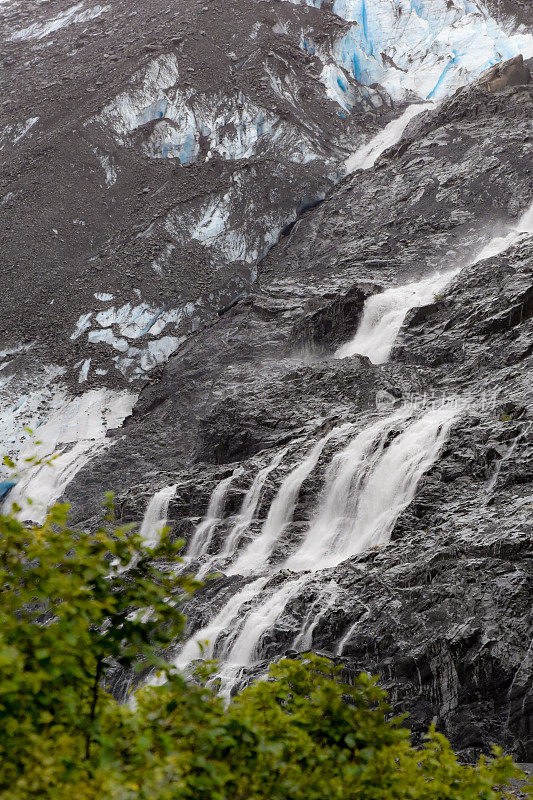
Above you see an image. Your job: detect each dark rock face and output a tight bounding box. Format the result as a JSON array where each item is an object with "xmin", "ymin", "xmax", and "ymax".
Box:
[
  {"xmin": 73, "ymin": 65, "xmax": 533, "ymax": 760},
  {"xmin": 480, "ymin": 54, "xmax": 531, "ymax": 92},
  {"xmin": 2, "ymin": 0, "xmax": 533, "ymax": 764}
]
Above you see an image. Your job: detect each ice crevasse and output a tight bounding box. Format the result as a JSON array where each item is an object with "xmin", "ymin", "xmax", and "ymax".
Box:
[
  {"xmin": 95, "ymin": 54, "xmax": 317, "ymax": 166},
  {"xmin": 284, "ymin": 0, "xmax": 533, "ymax": 101}
]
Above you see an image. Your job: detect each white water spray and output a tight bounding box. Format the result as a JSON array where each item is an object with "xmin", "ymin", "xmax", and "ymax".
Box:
[
  {"xmin": 346, "ymin": 103, "xmax": 433, "ymax": 173},
  {"xmin": 217, "ymin": 575, "xmax": 309, "ymax": 698},
  {"xmin": 175, "ymin": 402, "xmax": 457, "ymax": 694},
  {"xmin": 175, "ymin": 576, "xmax": 269, "ymax": 671},
  {"xmin": 335, "ymin": 270, "xmax": 458, "ymax": 363},
  {"xmin": 285, "ymin": 404, "xmax": 456, "ymax": 572},
  {"xmin": 474, "ymin": 200, "xmax": 533, "ymax": 263},
  {"xmin": 226, "ymin": 430, "xmax": 346, "ymax": 577}
]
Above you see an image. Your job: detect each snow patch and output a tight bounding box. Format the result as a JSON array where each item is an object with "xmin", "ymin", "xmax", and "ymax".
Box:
[
  {"xmin": 78, "ymin": 358, "xmax": 91, "ymax": 383},
  {"xmin": 0, "ymin": 117, "xmax": 39, "ymax": 149},
  {"xmin": 4, "ymin": 388, "xmax": 136, "ymax": 523},
  {"xmin": 9, "ymin": 3, "xmax": 110, "ymax": 41}
]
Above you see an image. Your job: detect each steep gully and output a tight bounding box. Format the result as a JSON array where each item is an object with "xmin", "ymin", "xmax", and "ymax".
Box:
[{"xmin": 137, "ymin": 193, "xmax": 533, "ymax": 700}]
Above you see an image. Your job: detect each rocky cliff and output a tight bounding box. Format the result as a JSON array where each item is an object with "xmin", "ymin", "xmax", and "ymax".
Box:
[{"xmin": 1, "ymin": 0, "xmax": 532, "ymax": 761}]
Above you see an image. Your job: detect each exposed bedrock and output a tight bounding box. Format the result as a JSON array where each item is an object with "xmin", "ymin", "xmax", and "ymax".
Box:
[{"xmin": 67, "ymin": 67, "xmax": 533, "ymax": 759}]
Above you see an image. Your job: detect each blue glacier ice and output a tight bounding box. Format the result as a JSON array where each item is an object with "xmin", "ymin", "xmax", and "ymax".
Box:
[
  {"xmin": 136, "ymin": 98, "xmax": 168, "ymax": 127},
  {"xmin": 301, "ymin": 37, "xmax": 316, "ymax": 54},
  {"xmin": 280, "ymin": 0, "xmax": 533, "ymax": 102}
]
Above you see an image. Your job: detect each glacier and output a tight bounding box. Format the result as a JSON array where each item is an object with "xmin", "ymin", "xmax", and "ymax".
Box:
[
  {"xmin": 3, "ymin": 388, "xmax": 135, "ymax": 523},
  {"xmin": 70, "ymin": 296, "xmax": 198, "ymax": 380},
  {"xmin": 283, "ymin": 0, "xmax": 533, "ymax": 101},
  {"xmin": 96, "ymin": 54, "xmax": 324, "ymax": 166}
]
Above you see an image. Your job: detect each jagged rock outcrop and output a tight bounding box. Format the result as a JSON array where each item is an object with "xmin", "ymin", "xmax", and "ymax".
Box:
[{"xmin": 479, "ymin": 54, "xmax": 531, "ymax": 91}]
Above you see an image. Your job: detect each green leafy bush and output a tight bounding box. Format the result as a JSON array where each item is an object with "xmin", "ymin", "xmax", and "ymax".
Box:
[{"xmin": 0, "ymin": 504, "xmax": 529, "ymax": 799}]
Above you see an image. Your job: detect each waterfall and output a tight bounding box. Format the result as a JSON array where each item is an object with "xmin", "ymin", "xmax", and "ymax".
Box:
[
  {"xmin": 334, "ymin": 269, "xmax": 459, "ymax": 363},
  {"xmin": 284, "ymin": 410, "xmax": 408, "ymax": 571},
  {"xmin": 334, "ymin": 198, "xmax": 533, "ymax": 366},
  {"xmin": 474, "ymin": 200, "xmax": 533, "ymax": 263},
  {"xmin": 226, "ymin": 429, "xmax": 347, "ymax": 577},
  {"xmin": 175, "ymin": 576, "xmax": 269, "ymax": 670},
  {"xmin": 345, "ymin": 102, "xmax": 433, "ymax": 173},
  {"xmin": 175, "ymin": 404, "xmax": 457, "ymax": 695},
  {"xmin": 485, "ymin": 421, "xmax": 532, "ymax": 495},
  {"xmin": 286, "ymin": 404, "xmax": 457, "ymax": 573},
  {"xmin": 187, "ymin": 467, "xmax": 244, "ymax": 560},
  {"xmin": 139, "ymin": 483, "xmax": 177, "ymax": 547},
  {"xmin": 216, "ymin": 575, "xmax": 310, "ymax": 698},
  {"xmin": 336, "ymin": 618, "xmax": 361, "ymax": 657},
  {"xmin": 198, "ymin": 447, "xmax": 290, "ymax": 578}
]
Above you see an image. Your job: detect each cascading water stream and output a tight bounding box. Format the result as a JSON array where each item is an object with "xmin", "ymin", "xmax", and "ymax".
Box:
[
  {"xmin": 176, "ymin": 403, "xmax": 458, "ymax": 695},
  {"xmin": 187, "ymin": 466, "xmax": 244, "ymax": 560},
  {"xmin": 222, "ymin": 447, "xmax": 290, "ymax": 558},
  {"xmin": 139, "ymin": 483, "xmax": 177, "ymax": 547},
  {"xmin": 216, "ymin": 575, "xmax": 310, "ymax": 698},
  {"xmin": 345, "ymin": 103, "xmax": 434, "ymax": 173},
  {"xmin": 292, "ymin": 580, "xmax": 339, "ymax": 652},
  {"xmin": 285, "ymin": 404, "xmax": 457, "ymax": 572},
  {"xmin": 484, "ymin": 421, "xmax": 532, "ymax": 496},
  {"xmin": 334, "ymin": 269, "xmax": 459, "ymax": 363},
  {"xmin": 334, "ymin": 200, "xmax": 532, "ymax": 366},
  {"xmin": 175, "ymin": 576, "xmax": 269, "ymax": 670},
  {"xmin": 169, "ymin": 128, "xmax": 533, "ymax": 697},
  {"xmin": 197, "ymin": 447, "xmax": 291, "ymax": 578},
  {"xmin": 335, "ymin": 600, "xmax": 372, "ymax": 657},
  {"xmin": 473, "ymin": 200, "xmax": 533, "ymax": 263},
  {"xmin": 226, "ymin": 428, "xmax": 349, "ymax": 577}
]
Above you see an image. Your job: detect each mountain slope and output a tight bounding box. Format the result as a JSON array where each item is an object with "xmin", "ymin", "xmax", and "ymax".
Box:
[{"xmin": 1, "ymin": 0, "xmax": 532, "ymax": 760}]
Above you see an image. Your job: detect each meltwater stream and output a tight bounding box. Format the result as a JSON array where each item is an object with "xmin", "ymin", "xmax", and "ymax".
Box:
[
  {"xmin": 139, "ymin": 199, "xmax": 533, "ymax": 697},
  {"xmin": 139, "ymin": 483, "xmax": 178, "ymax": 547},
  {"xmin": 174, "ymin": 403, "xmax": 457, "ymax": 697},
  {"xmin": 334, "ymin": 198, "xmax": 533, "ymax": 364},
  {"xmin": 345, "ymin": 102, "xmax": 433, "ymax": 173},
  {"xmin": 473, "ymin": 199, "xmax": 533, "ymax": 262},
  {"xmin": 187, "ymin": 466, "xmax": 244, "ymax": 561},
  {"xmin": 334, "ymin": 269, "xmax": 459, "ymax": 363}
]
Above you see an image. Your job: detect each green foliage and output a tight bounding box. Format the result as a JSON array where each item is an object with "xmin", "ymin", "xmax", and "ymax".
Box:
[
  {"xmin": 0, "ymin": 504, "xmax": 530, "ymax": 799},
  {"xmin": 0, "ymin": 502, "xmax": 199, "ymax": 796}
]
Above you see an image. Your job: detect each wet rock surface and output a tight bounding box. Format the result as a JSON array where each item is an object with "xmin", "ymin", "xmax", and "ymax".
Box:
[
  {"xmin": 98, "ymin": 69, "xmax": 533, "ymax": 760},
  {"xmin": 1, "ymin": 0, "xmax": 533, "ymax": 763}
]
